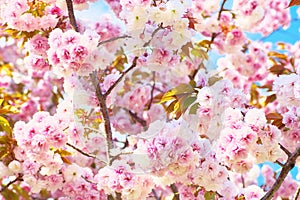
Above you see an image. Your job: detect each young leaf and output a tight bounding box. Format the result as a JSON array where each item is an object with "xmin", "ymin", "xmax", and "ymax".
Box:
[
  {"xmin": 0, "ymin": 116, "xmax": 12, "ymax": 135},
  {"xmin": 204, "ymin": 191, "xmax": 216, "ymax": 200}
]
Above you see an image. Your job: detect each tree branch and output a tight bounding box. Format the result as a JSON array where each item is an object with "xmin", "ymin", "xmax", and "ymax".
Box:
[
  {"xmin": 90, "ymin": 72, "xmax": 113, "ymax": 164},
  {"xmin": 128, "ymin": 109, "xmax": 147, "ymax": 128},
  {"xmin": 189, "ymin": 0, "xmax": 227, "ymax": 80},
  {"xmin": 0, "ymin": 174, "xmax": 23, "ymax": 193},
  {"xmin": 279, "ymin": 143, "xmax": 292, "ymax": 157},
  {"xmin": 98, "ymin": 35, "xmax": 131, "ymax": 47},
  {"xmin": 66, "ymin": 142, "xmax": 97, "ymax": 159},
  {"xmin": 66, "ymin": 142, "xmax": 107, "ymax": 165},
  {"xmin": 170, "ymin": 183, "xmax": 180, "ymax": 200},
  {"xmin": 104, "ymin": 56, "xmax": 138, "ymax": 97},
  {"xmin": 65, "ymin": 0, "xmax": 78, "ymax": 32},
  {"xmin": 294, "ymin": 186, "xmax": 300, "ymax": 200},
  {"xmin": 152, "ymin": 189, "xmax": 161, "ymax": 200},
  {"xmin": 143, "ymin": 23, "xmax": 164, "ymax": 47},
  {"xmin": 261, "ymin": 146, "xmax": 300, "ymax": 200}
]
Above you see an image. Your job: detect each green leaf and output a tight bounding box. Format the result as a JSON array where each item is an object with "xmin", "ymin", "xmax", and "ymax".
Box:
[
  {"xmin": 159, "ymin": 83, "xmax": 195, "ymax": 104},
  {"xmin": 196, "ymin": 40, "xmax": 211, "ymax": 49},
  {"xmin": 181, "ymin": 96, "xmax": 197, "ymax": 112},
  {"xmin": 0, "ymin": 135, "xmax": 8, "ymax": 144},
  {"xmin": 1, "ymin": 189, "xmax": 19, "ymax": 200},
  {"xmin": 12, "ymin": 185, "xmax": 30, "ymax": 200},
  {"xmin": 191, "ymin": 48, "xmax": 208, "ymax": 60},
  {"xmin": 0, "ymin": 99, "xmax": 4, "ymax": 106},
  {"xmin": 0, "ymin": 146, "xmax": 9, "ymax": 160},
  {"xmin": 189, "ymin": 103, "xmax": 199, "ymax": 114},
  {"xmin": 204, "ymin": 191, "xmax": 216, "ymax": 200},
  {"xmin": 208, "ymin": 76, "xmax": 223, "ymax": 86},
  {"xmin": 0, "ymin": 116, "xmax": 12, "ymax": 135},
  {"xmin": 54, "ymin": 149, "xmax": 72, "ymax": 157}
]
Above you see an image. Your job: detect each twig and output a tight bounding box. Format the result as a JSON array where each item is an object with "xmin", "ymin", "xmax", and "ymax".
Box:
[
  {"xmin": 81, "ymin": 175, "xmax": 97, "ymax": 184},
  {"xmin": 279, "ymin": 143, "xmax": 292, "ymax": 157},
  {"xmin": 152, "ymin": 0, "xmax": 157, "ymax": 6},
  {"xmin": 98, "ymin": 35, "xmax": 131, "ymax": 47},
  {"xmin": 241, "ymin": 174, "xmax": 245, "ymax": 188},
  {"xmin": 170, "ymin": 183, "xmax": 180, "ymax": 200},
  {"xmin": 261, "ymin": 146, "xmax": 300, "ymax": 200},
  {"xmin": 294, "ymin": 186, "xmax": 300, "ymax": 200},
  {"xmin": 109, "ymin": 151, "xmax": 133, "ymax": 165},
  {"xmin": 275, "ymin": 160, "xmax": 284, "ymax": 167},
  {"xmin": 116, "ymin": 192, "xmax": 122, "ymax": 200},
  {"xmin": 90, "ymin": 72, "xmax": 113, "ymax": 164},
  {"xmin": 128, "ymin": 110, "xmax": 147, "ymax": 128},
  {"xmin": 83, "ymin": 126, "xmax": 105, "ymax": 136},
  {"xmin": 152, "ymin": 189, "xmax": 161, "ymax": 200},
  {"xmin": 189, "ymin": 0, "xmax": 227, "ymax": 80},
  {"xmin": 104, "ymin": 56, "xmax": 138, "ymax": 97},
  {"xmin": 65, "ymin": 0, "xmax": 78, "ymax": 32},
  {"xmin": 104, "ymin": 25, "xmax": 164, "ymax": 97},
  {"xmin": 143, "ymin": 23, "xmax": 164, "ymax": 47},
  {"xmin": 66, "ymin": 142, "xmax": 107, "ymax": 164},
  {"xmin": 0, "ymin": 174, "xmax": 23, "ymax": 193},
  {"xmin": 217, "ymin": 0, "xmax": 227, "ymax": 20}
]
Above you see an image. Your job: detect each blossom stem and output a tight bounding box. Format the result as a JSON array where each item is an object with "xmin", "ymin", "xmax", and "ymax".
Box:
[
  {"xmin": 0, "ymin": 174, "xmax": 23, "ymax": 193},
  {"xmin": 97, "ymin": 35, "xmax": 131, "ymax": 47},
  {"xmin": 65, "ymin": 0, "xmax": 78, "ymax": 32},
  {"xmin": 294, "ymin": 186, "xmax": 300, "ymax": 200},
  {"xmin": 261, "ymin": 146, "xmax": 300, "ymax": 200},
  {"xmin": 104, "ymin": 56, "xmax": 139, "ymax": 97}
]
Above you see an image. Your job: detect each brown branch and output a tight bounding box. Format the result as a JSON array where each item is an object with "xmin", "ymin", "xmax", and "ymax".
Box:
[
  {"xmin": 104, "ymin": 25, "xmax": 164, "ymax": 97},
  {"xmin": 66, "ymin": 142, "xmax": 97, "ymax": 159},
  {"xmin": 241, "ymin": 174, "xmax": 245, "ymax": 188},
  {"xmin": 66, "ymin": 142, "xmax": 107, "ymax": 165},
  {"xmin": 152, "ymin": 189, "xmax": 161, "ymax": 200},
  {"xmin": 189, "ymin": 0, "xmax": 227, "ymax": 80},
  {"xmin": 104, "ymin": 56, "xmax": 138, "ymax": 97},
  {"xmin": 90, "ymin": 72, "xmax": 113, "ymax": 164},
  {"xmin": 65, "ymin": 0, "xmax": 78, "ymax": 32},
  {"xmin": 97, "ymin": 35, "xmax": 131, "ymax": 47},
  {"xmin": 128, "ymin": 109, "xmax": 147, "ymax": 128},
  {"xmin": 0, "ymin": 174, "xmax": 23, "ymax": 193},
  {"xmin": 279, "ymin": 143, "xmax": 292, "ymax": 157},
  {"xmin": 143, "ymin": 23, "xmax": 164, "ymax": 47},
  {"xmin": 170, "ymin": 183, "xmax": 180, "ymax": 200},
  {"xmin": 115, "ymin": 192, "xmax": 122, "ymax": 200},
  {"xmin": 261, "ymin": 146, "xmax": 300, "ymax": 200},
  {"xmin": 109, "ymin": 152, "xmax": 133, "ymax": 165},
  {"xmin": 294, "ymin": 186, "xmax": 300, "ymax": 200},
  {"xmin": 275, "ymin": 160, "xmax": 284, "ymax": 167}
]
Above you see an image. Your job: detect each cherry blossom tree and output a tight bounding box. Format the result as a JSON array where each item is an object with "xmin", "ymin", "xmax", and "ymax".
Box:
[{"xmin": 0, "ymin": 0, "xmax": 300, "ymax": 199}]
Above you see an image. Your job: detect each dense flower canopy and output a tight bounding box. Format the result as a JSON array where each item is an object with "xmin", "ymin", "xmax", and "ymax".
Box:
[{"xmin": 0, "ymin": 0, "xmax": 300, "ymax": 199}]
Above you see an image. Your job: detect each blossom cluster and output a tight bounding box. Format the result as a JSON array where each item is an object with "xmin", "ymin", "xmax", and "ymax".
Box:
[
  {"xmin": 48, "ymin": 28, "xmax": 102, "ymax": 77},
  {"xmin": 0, "ymin": 0, "xmax": 300, "ymax": 199}
]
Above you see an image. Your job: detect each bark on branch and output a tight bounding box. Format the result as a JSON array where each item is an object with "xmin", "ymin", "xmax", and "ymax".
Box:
[
  {"xmin": 90, "ymin": 72, "xmax": 113, "ymax": 164},
  {"xmin": 0, "ymin": 174, "xmax": 23, "ymax": 193},
  {"xmin": 65, "ymin": 0, "xmax": 78, "ymax": 32},
  {"xmin": 261, "ymin": 145, "xmax": 300, "ymax": 200}
]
